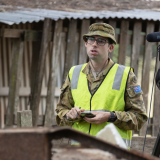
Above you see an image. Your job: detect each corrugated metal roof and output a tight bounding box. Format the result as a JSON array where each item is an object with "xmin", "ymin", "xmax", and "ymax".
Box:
[{"xmin": 0, "ymin": 7, "xmax": 160, "ymax": 25}]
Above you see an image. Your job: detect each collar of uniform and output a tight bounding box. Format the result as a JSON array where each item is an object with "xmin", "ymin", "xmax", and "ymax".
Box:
[{"xmin": 82, "ymin": 58, "xmax": 114, "ymax": 82}]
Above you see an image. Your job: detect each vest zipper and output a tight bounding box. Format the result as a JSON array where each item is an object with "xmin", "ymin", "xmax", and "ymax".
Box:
[
  {"xmin": 88, "ymin": 97, "xmax": 92, "ymax": 134},
  {"xmin": 87, "ymin": 63, "xmax": 115, "ymax": 135}
]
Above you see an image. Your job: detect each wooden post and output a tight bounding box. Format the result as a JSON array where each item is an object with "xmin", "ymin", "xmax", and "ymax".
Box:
[
  {"xmin": 44, "ymin": 20, "xmax": 62, "ymax": 127},
  {"xmin": 131, "ymin": 21, "xmax": 142, "ymax": 76},
  {"xmin": 2, "ymin": 26, "xmax": 8, "ymax": 111},
  {"xmin": 30, "ymin": 18, "xmax": 52, "ymax": 126},
  {"xmin": 0, "ymin": 38, "xmax": 2, "ymax": 128},
  {"xmin": 78, "ymin": 19, "xmax": 90, "ymax": 65},
  {"xmin": 140, "ymin": 22, "xmax": 154, "ymax": 136},
  {"xmin": 152, "ymin": 40, "xmax": 160, "ymax": 137},
  {"xmin": 108, "ymin": 20, "xmax": 116, "ymax": 60},
  {"xmin": 57, "ymin": 32, "xmax": 66, "ymax": 87},
  {"xmin": 6, "ymin": 39, "xmax": 24, "ymax": 127},
  {"xmin": 118, "ymin": 20, "xmax": 129, "ymax": 65},
  {"xmin": 63, "ymin": 19, "xmax": 77, "ymax": 81}
]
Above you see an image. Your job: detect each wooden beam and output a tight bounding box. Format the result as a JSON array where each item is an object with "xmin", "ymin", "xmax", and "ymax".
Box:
[
  {"xmin": 44, "ymin": 20, "xmax": 63, "ymax": 127},
  {"xmin": 131, "ymin": 21, "xmax": 142, "ymax": 76},
  {"xmin": 0, "ymin": 29, "xmax": 24, "ymax": 38},
  {"xmin": 0, "ymin": 29, "xmax": 52, "ymax": 41},
  {"xmin": 140, "ymin": 22, "xmax": 154, "ymax": 136},
  {"xmin": 30, "ymin": 18, "xmax": 52, "ymax": 127},
  {"xmin": 78, "ymin": 19, "xmax": 90, "ymax": 64},
  {"xmin": 118, "ymin": 20, "xmax": 129, "ymax": 65},
  {"xmin": 6, "ymin": 39, "xmax": 24, "ymax": 127},
  {"xmin": 63, "ymin": 19, "xmax": 77, "ymax": 81},
  {"xmin": 0, "ymin": 87, "xmax": 61, "ymax": 97}
]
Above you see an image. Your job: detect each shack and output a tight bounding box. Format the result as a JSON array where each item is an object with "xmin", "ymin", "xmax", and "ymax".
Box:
[{"xmin": 0, "ymin": 0, "xmax": 160, "ymax": 139}]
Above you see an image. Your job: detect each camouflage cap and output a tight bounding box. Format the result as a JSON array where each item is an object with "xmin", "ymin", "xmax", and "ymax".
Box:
[{"xmin": 83, "ymin": 23, "xmax": 117, "ymax": 45}]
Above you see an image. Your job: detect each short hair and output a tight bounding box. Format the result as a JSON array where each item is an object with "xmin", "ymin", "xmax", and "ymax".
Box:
[{"xmin": 108, "ymin": 38, "xmax": 114, "ymax": 45}]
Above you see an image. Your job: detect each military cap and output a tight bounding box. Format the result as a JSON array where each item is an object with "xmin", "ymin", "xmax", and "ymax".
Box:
[{"xmin": 83, "ymin": 23, "xmax": 117, "ymax": 45}]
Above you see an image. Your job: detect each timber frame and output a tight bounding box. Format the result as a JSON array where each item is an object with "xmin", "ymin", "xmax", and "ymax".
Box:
[{"xmin": 0, "ymin": 18, "xmax": 159, "ymax": 137}]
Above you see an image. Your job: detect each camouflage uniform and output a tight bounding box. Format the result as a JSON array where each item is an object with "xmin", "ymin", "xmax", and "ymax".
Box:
[{"xmin": 56, "ymin": 23, "xmax": 148, "ymax": 131}]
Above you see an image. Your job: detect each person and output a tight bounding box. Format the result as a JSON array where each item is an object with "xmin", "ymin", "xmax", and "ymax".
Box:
[{"xmin": 56, "ymin": 23, "xmax": 148, "ymax": 148}]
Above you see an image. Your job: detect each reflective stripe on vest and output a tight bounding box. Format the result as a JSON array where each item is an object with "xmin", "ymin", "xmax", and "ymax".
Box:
[
  {"xmin": 71, "ymin": 64, "xmax": 84, "ymax": 89},
  {"xmin": 123, "ymin": 138, "xmax": 131, "ymax": 148},
  {"xmin": 112, "ymin": 65, "xmax": 126, "ymax": 90},
  {"xmin": 71, "ymin": 139, "xmax": 79, "ymax": 144},
  {"xmin": 71, "ymin": 64, "xmax": 126, "ymax": 90}
]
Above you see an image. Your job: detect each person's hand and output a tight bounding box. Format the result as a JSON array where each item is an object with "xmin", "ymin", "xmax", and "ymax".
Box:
[
  {"xmin": 66, "ymin": 107, "xmax": 85, "ymax": 119},
  {"xmin": 83, "ymin": 111, "xmax": 112, "ymax": 124}
]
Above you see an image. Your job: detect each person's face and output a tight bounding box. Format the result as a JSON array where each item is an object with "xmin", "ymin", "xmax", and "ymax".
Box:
[{"xmin": 85, "ymin": 35, "xmax": 114, "ymax": 62}]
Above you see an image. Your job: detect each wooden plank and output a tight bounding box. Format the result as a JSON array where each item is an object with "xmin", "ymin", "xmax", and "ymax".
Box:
[
  {"xmin": 2, "ymin": 26, "xmax": 9, "ymax": 115},
  {"xmin": 28, "ymin": 23, "xmax": 32, "ymax": 78},
  {"xmin": 6, "ymin": 39, "xmax": 24, "ymax": 127},
  {"xmin": 2, "ymin": 27, "xmax": 8, "ymax": 87},
  {"xmin": 78, "ymin": 19, "xmax": 90, "ymax": 64},
  {"xmin": 57, "ymin": 32, "xmax": 66, "ymax": 87},
  {"xmin": 30, "ymin": 41, "xmax": 41, "ymax": 91},
  {"xmin": 74, "ymin": 32, "xmax": 79, "ymax": 66},
  {"xmin": 131, "ymin": 21, "xmax": 142, "ymax": 76},
  {"xmin": 0, "ymin": 87, "xmax": 61, "ymax": 97},
  {"xmin": 7, "ymin": 26, "xmax": 12, "ymax": 68},
  {"xmin": 152, "ymin": 40, "xmax": 160, "ymax": 137},
  {"xmin": 63, "ymin": 19, "xmax": 77, "ymax": 81},
  {"xmin": 0, "ymin": 28, "xmax": 52, "ymax": 41},
  {"xmin": 108, "ymin": 20, "xmax": 116, "ymax": 60},
  {"xmin": 140, "ymin": 22, "xmax": 154, "ymax": 136},
  {"xmin": 0, "ymin": 98, "xmax": 5, "ymax": 128},
  {"xmin": 24, "ymin": 38, "xmax": 30, "ymax": 87},
  {"xmin": 131, "ymin": 136, "xmax": 156, "ymax": 154},
  {"xmin": 0, "ymin": 99, "xmax": 1, "ymax": 128},
  {"xmin": 45, "ymin": 43, "xmax": 51, "ymax": 86},
  {"xmin": 20, "ymin": 24, "xmax": 26, "ymax": 111},
  {"xmin": 44, "ymin": 20, "xmax": 62, "ymax": 127},
  {"xmin": 118, "ymin": 20, "xmax": 129, "ymax": 65},
  {"xmin": 0, "ymin": 29, "xmax": 24, "ymax": 38},
  {"xmin": 30, "ymin": 18, "xmax": 52, "ymax": 127},
  {"xmin": 0, "ymin": 38, "xmax": 2, "ymax": 87},
  {"xmin": 60, "ymin": 33, "xmax": 66, "ymax": 84}
]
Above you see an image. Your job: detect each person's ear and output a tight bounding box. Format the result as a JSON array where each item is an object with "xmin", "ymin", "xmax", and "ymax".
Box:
[{"xmin": 108, "ymin": 44, "xmax": 114, "ymax": 52}]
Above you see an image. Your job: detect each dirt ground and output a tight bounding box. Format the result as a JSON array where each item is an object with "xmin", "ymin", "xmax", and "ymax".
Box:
[{"xmin": 0, "ymin": 0, "xmax": 160, "ymax": 12}]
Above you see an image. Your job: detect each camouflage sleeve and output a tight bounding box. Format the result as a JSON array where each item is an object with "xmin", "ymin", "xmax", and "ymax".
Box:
[
  {"xmin": 55, "ymin": 75, "xmax": 83, "ymax": 126},
  {"xmin": 113, "ymin": 70, "xmax": 148, "ymax": 131}
]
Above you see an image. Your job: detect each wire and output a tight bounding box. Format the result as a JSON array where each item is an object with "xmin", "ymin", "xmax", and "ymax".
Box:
[{"xmin": 143, "ymin": 45, "xmax": 160, "ymax": 152}]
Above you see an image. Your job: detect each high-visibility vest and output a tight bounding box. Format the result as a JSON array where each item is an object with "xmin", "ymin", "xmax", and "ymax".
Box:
[{"xmin": 69, "ymin": 63, "xmax": 132, "ymax": 148}]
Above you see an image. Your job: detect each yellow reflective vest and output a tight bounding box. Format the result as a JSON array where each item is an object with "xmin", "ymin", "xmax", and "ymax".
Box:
[{"xmin": 69, "ymin": 63, "xmax": 132, "ymax": 148}]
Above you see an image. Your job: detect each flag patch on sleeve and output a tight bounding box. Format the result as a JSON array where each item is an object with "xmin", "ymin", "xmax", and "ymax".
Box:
[{"xmin": 133, "ymin": 86, "xmax": 142, "ymax": 94}]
